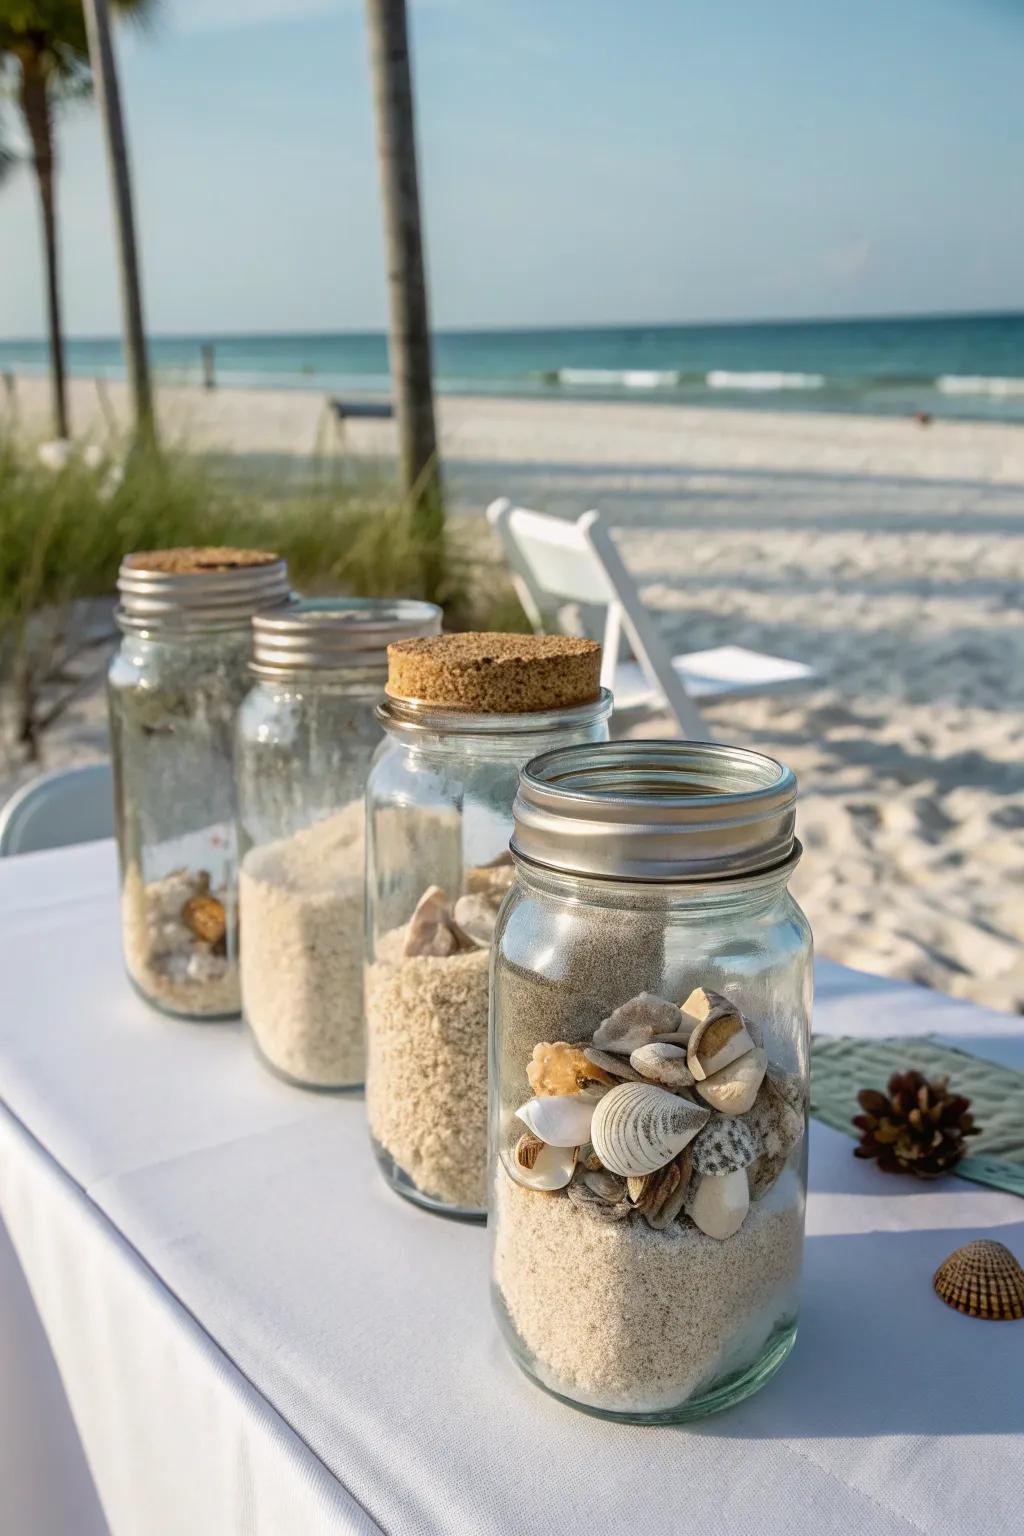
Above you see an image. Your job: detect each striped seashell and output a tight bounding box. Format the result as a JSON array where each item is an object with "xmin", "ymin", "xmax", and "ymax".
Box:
[
  {"xmin": 590, "ymin": 1081, "xmax": 708, "ymax": 1178},
  {"xmin": 933, "ymin": 1240, "xmax": 1024, "ymax": 1320}
]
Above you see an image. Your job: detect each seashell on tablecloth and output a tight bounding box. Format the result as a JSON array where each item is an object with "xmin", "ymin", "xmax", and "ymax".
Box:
[
  {"xmin": 590, "ymin": 1081, "xmax": 709, "ymax": 1178},
  {"xmin": 933, "ymin": 1239, "xmax": 1024, "ymax": 1320}
]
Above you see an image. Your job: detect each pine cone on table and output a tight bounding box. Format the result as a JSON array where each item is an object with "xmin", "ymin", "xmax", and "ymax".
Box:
[{"xmin": 853, "ymin": 1070, "xmax": 980, "ymax": 1179}]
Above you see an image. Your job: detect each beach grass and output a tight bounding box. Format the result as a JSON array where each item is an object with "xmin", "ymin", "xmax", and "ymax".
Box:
[{"xmin": 0, "ymin": 432, "xmax": 522, "ymax": 758}]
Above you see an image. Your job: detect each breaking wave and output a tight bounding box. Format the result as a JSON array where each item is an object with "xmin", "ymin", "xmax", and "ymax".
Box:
[
  {"xmin": 936, "ymin": 375, "xmax": 1024, "ymax": 397},
  {"xmin": 705, "ymin": 370, "xmax": 826, "ymax": 391}
]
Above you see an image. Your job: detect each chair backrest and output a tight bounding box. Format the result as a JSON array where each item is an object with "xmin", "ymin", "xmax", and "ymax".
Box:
[
  {"xmin": 486, "ymin": 499, "xmax": 707, "ymax": 738},
  {"xmin": 0, "ymin": 762, "xmax": 115, "ymax": 857}
]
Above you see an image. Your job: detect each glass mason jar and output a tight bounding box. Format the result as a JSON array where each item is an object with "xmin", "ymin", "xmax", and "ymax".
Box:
[
  {"xmin": 108, "ymin": 549, "xmax": 291, "ymax": 1020},
  {"xmin": 235, "ymin": 599, "xmax": 441, "ymax": 1090},
  {"xmin": 365, "ymin": 635, "xmax": 612, "ymax": 1221},
  {"xmin": 490, "ymin": 740, "xmax": 811, "ymax": 1423}
]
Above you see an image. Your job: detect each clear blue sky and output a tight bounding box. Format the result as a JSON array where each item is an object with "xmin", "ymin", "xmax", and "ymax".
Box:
[{"xmin": 1, "ymin": 0, "xmax": 1022, "ymax": 337}]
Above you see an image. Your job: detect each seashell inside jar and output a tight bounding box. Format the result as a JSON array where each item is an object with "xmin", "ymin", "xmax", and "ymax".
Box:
[
  {"xmin": 490, "ymin": 740, "xmax": 812, "ymax": 1422},
  {"xmin": 364, "ymin": 633, "xmax": 612, "ymax": 1220}
]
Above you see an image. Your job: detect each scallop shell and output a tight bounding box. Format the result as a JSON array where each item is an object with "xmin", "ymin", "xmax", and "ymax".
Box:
[
  {"xmin": 592, "ymin": 993, "xmax": 684, "ymax": 1054},
  {"xmin": 583, "ymin": 1047, "xmax": 644, "ymax": 1082},
  {"xmin": 696, "ymin": 1046, "xmax": 768, "ymax": 1115},
  {"xmin": 629, "ymin": 1041, "xmax": 695, "ymax": 1091},
  {"xmin": 686, "ymin": 1005, "xmax": 756, "ymax": 1083},
  {"xmin": 590, "ymin": 1081, "xmax": 709, "ymax": 1178},
  {"xmin": 691, "ymin": 1113, "xmax": 758, "ymax": 1175},
  {"xmin": 687, "ymin": 1167, "xmax": 750, "ymax": 1240},
  {"xmin": 516, "ymin": 1091, "xmax": 603, "ymax": 1148},
  {"xmin": 527, "ymin": 1041, "xmax": 615, "ymax": 1096},
  {"xmin": 933, "ymin": 1240, "xmax": 1024, "ymax": 1320},
  {"xmin": 506, "ymin": 1133, "xmax": 576, "ymax": 1191}
]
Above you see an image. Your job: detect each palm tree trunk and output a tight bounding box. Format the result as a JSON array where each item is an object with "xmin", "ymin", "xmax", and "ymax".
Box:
[
  {"xmin": 82, "ymin": 0, "xmax": 154, "ymax": 443},
  {"xmin": 364, "ymin": 0, "xmax": 442, "ymax": 544},
  {"xmin": 19, "ymin": 59, "xmax": 68, "ymax": 440}
]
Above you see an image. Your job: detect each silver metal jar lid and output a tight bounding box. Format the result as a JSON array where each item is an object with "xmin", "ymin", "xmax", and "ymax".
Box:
[
  {"xmin": 511, "ymin": 740, "xmax": 798, "ymax": 882},
  {"xmin": 117, "ymin": 548, "xmax": 291, "ymax": 630},
  {"xmin": 251, "ymin": 598, "xmax": 442, "ymax": 677}
]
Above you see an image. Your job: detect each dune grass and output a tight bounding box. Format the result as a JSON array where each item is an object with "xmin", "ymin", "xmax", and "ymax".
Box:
[{"xmin": 0, "ymin": 434, "xmax": 525, "ymax": 760}]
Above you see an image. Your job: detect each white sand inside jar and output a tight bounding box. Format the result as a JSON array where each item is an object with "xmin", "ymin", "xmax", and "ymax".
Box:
[
  {"xmin": 493, "ymin": 1166, "xmax": 803, "ymax": 1415},
  {"xmin": 239, "ymin": 801, "xmax": 365, "ymax": 1087},
  {"xmin": 365, "ymin": 927, "xmax": 491, "ymax": 1210}
]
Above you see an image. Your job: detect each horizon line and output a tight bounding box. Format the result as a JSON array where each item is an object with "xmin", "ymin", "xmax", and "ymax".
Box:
[{"xmin": 1, "ymin": 306, "xmax": 1023, "ymax": 347}]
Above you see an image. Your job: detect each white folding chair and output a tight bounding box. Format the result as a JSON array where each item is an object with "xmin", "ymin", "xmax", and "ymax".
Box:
[
  {"xmin": 487, "ymin": 499, "xmax": 815, "ymax": 740},
  {"xmin": 0, "ymin": 762, "xmax": 114, "ymax": 856}
]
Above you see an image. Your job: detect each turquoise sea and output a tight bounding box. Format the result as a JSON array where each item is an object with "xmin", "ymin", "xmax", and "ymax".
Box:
[{"xmin": 2, "ymin": 312, "xmax": 1024, "ymax": 422}]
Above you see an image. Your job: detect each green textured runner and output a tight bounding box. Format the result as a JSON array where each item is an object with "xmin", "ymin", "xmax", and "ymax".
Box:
[{"xmin": 810, "ymin": 1034, "xmax": 1024, "ymax": 1198}]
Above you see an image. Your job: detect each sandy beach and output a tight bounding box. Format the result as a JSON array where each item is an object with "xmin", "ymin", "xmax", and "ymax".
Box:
[{"xmin": 5, "ymin": 375, "xmax": 1024, "ymax": 1013}]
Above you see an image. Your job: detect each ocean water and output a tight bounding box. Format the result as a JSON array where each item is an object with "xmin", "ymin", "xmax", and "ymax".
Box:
[{"xmin": 2, "ymin": 312, "xmax": 1024, "ymax": 422}]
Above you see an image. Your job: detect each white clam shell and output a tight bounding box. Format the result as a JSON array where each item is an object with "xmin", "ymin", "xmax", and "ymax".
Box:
[
  {"xmin": 629, "ymin": 1041, "xmax": 695, "ymax": 1090},
  {"xmin": 686, "ymin": 1006, "xmax": 755, "ymax": 1082},
  {"xmin": 506, "ymin": 1134, "xmax": 576, "ymax": 1191},
  {"xmin": 687, "ymin": 1167, "xmax": 750, "ymax": 1240},
  {"xmin": 516, "ymin": 1092, "xmax": 601, "ymax": 1148},
  {"xmin": 590, "ymin": 1081, "xmax": 709, "ymax": 1178},
  {"xmin": 696, "ymin": 1046, "xmax": 768, "ymax": 1115},
  {"xmin": 682, "ymin": 985, "xmax": 763, "ymax": 1049}
]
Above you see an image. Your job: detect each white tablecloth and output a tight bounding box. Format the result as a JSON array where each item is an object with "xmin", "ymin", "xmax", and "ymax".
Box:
[{"xmin": 1, "ymin": 840, "xmax": 1021, "ymax": 1536}]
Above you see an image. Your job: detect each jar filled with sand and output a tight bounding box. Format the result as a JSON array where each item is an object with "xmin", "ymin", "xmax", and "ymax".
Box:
[
  {"xmin": 364, "ymin": 633, "xmax": 611, "ymax": 1219},
  {"xmin": 108, "ymin": 548, "xmax": 291, "ymax": 1019},
  {"xmin": 235, "ymin": 599, "xmax": 440, "ymax": 1088},
  {"xmin": 490, "ymin": 740, "xmax": 811, "ymax": 1421}
]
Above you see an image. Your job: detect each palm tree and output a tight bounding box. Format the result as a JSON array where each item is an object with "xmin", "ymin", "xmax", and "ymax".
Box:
[
  {"xmin": 82, "ymin": 0, "xmax": 153, "ymax": 440},
  {"xmin": 364, "ymin": 0, "xmax": 443, "ymax": 552},
  {"xmin": 0, "ymin": 0, "xmax": 152, "ymax": 441}
]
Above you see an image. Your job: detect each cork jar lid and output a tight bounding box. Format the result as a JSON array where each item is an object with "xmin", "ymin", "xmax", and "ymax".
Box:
[
  {"xmin": 385, "ymin": 632, "xmax": 602, "ymax": 714},
  {"xmin": 118, "ymin": 546, "xmax": 290, "ymax": 628}
]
